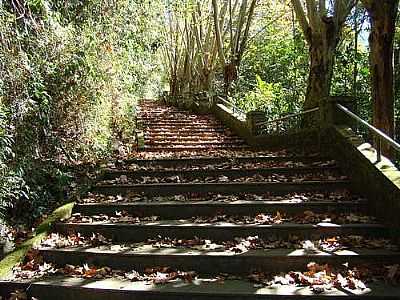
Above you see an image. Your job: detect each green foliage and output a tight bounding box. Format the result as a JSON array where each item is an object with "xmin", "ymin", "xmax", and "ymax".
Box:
[
  {"xmin": 232, "ymin": 7, "xmax": 308, "ymax": 118},
  {"xmin": 0, "ymin": 0, "xmax": 163, "ymax": 224},
  {"xmin": 331, "ymin": 36, "xmax": 371, "ymax": 122},
  {"xmin": 236, "ymin": 76, "xmax": 287, "ymax": 117}
]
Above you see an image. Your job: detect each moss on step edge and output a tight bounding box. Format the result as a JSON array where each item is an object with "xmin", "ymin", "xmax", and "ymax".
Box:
[{"xmin": 0, "ymin": 202, "xmax": 75, "ymax": 279}]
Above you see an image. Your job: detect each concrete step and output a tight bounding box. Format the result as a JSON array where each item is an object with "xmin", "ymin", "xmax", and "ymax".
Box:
[
  {"xmin": 144, "ymin": 128, "xmax": 228, "ymax": 133},
  {"xmin": 142, "ymin": 145, "xmax": 251, "ymax": 152},
  {"xmin": 143, "ymin": 125, "xmax": 227, "ymax": 130},
  {"xmin": 80, "ymin": 190, "xmax": 361, "ymax": 206},
  {"xmin": 144, "ymin": 136, "xmax": 244, "ymax": 142},
  {"xmin": 141, "ymin": 120, "xmax": 222, "ymax": 125},
  {"xmin": 93, "ymin": 181, "xmax": 351, "ymax": 196},
  {"xmin": 144, "ymin": 133, "xmax": 237, "ymax": 139},
  {"xmin": 38, "ymin": 247, "xmax": 400, "ymax": 275},
  {"xmin": 54, "ymin": 222, "xmax": 386, "ymax": 243},
  {"xmin": 74, "ymin": 201, "xmax": 368, "ymax": 218},
  {"xmin": 3, "ymin": 277, "xmax": 400, "ymax": 300},
  {"xmin": 145, "ymin": 141, "xmax": 247, "ymax": 147},
  {"xmin": 101, "ymin": 166, "xmax": 342, "ymax": 181},
  {"xmin": 138, "ymin": 115, "xmax": 214, "ymax": 118},
  {"xmin": 139, "ymin": 110, "xmax": 194, "ymax": 114},
  {"xmin": 142, "ymin": 120, "xmax": 223, "ymax": 124},
  {"xmin": 138, "ymin": 114, "xmax": 214, "ymax": 119},
  {"xmin": 122, "ymin": 156, "xmax": 329, "ymax": 168}
]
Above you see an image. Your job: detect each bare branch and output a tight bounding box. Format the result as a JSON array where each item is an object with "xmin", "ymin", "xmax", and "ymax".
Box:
[
  {"xmin": 233, "ymin": 0, "xmax": 248, "ymax": 55},
  {"xmin": 237, "ymin": 0, "xmax": 257, "ymax": 62},
  {"xmin": 334, "ymin": 0, "xmax": 356, "ymax": 30},
  {"xmin": 212, "ymin": 0, "xmax": 226, "ymax": 65},
  {"xmin": 306, "ymin": 0, "xmax": 320, "ymax": 31},
  {"xmin": 291, "ymin": 0, "xmax": 311, "ymax": 43},
  {"xmin": 319, "ymin": 0, "xmax": 326, "ymax": 15}
]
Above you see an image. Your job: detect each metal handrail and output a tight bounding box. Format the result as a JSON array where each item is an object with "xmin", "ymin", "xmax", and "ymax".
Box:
[
  {"xmin": 217, "ymin": 96, "xmax": 246, "ymax": 116},
  {"xmin": 336, "ymin": 103, "xmax": 400, "ymax": 162},
  {"xmin": 256, "ymin": 107, "xmax": 320, "ymax": 127}
]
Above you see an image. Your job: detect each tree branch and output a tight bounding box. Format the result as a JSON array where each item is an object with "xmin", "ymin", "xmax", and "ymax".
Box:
[
  {"xmin": 306, "ymin": 0, "xmax": 320, "ymax": 32},
  {"xmin": 237, "ymin": 0, "xmax": 257, "ymax": 62},
  {"xmin": 291, "ymin": 0, "xmax": 312, "ymax": 43},
  {"xmin": 212, "ymin": 0, "xmax": 226, "ymax": 65}
]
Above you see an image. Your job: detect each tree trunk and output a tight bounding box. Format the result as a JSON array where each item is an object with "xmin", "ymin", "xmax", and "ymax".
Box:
[
  {"xmin": 223, "ymin": 62, "xmax": 238, "ymax": 96},
  {"xmin": 303, "ymin": 16, "xmax": 338, "ymax": 117},
  {"xmin": 304, "ymin": 39, "xmax": 335, "ymax": 110},
  {"xmin": 365, "ymin": 0, "xmax": 398, "ymax": 155}
]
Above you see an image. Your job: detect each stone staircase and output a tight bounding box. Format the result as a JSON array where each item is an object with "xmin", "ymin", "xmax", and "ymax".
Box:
[
  {"xmin": 138, "ymin": 99, "xmax": 249, "ymax": 152},
  {"xmin": 1, "ymin": 100, "xmax": 400, "ymax": 299}
]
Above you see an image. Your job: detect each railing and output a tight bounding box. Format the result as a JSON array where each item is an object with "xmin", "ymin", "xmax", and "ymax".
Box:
[
  {"xmin": 336, "ymin": 104, "xmax": 400, "ymax": 162},
  {"xmin": 217, "ymin": 96, "xmax": 246, "ymax": 120},
  {"xmin": 255, "ymin": 107, "xmax": 320, "ymax": 135}
]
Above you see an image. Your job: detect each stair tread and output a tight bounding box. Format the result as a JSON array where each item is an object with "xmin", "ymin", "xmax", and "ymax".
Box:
[
  {"xmin": 93, "ymin": 181, "xmax": 351, "ymax": 197},
  {"xmin": 79, "ymin": 192, "xmax": 363, "ymax": 206},
  {"xmin": 124, "ymin": 155, "xmax": 328, "ymax": 164},
  {"xmin": 58, "ymin": 221, "xmax": 383, "ymax": 228},
  {"xmin": 102, "ymin": 166, "xmax": 340, "ymax": 176},
  {"xmin": 74, "ymin": 201, "xmax": 367, "ymax": 218},
  {"xmin": 39, "ymin": 246, "xmax": 398, "ymax": 258},
  {"xmin": 76, "ymin": 200, "xmax": 366, "ymax": 207},
  {"xmin": 143, "ymin": 146, "xmax": 251, "ymax": 150},
  {"xmin": 3, "ymin": 277, "xmax": 400, "ymax": 299},
  {"xmin": 95, "ymin": 180, "xmax": 351, "ymax": 187}
]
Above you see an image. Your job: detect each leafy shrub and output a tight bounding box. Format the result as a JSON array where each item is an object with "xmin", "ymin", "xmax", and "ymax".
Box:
[{"xmin": 235, "ymin": 76, "xmax": 295, "ymax": 119}]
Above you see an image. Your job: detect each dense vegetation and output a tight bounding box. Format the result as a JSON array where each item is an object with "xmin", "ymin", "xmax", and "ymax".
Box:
[
  {"xmin": 0, "ymin": 0, "xmax": 162, "ymax": 224},
  {"xmin": 0, "ymin": 0, "xmax": 400, "ymax": 227}
]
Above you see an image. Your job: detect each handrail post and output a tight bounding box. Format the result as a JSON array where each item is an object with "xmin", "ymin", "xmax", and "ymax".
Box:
[
  {"xmin": 330, "ymin": 96, "xmax": 356, "ymax": 127},
  {"xmin": 247, "ymin": 110, "xmax": 266, "ymax": 136},
  {"xmin": 377, "ymin": 138, "xmax": 382, "ymax": 162},
  {"xmin": 320, "ymin": 96, "xmax": 331, "ymax": 128}
]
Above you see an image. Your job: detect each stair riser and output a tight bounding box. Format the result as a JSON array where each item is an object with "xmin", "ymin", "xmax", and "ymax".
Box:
[
  {"xmin": 101, "ymin": 167, "xmax": 341, "ymax": 181},
  {"xmin": 93, "ymin": 182, "xmax": 351, "ymax": 196},
  {"xmin": 54, "ymin": 223, "xmax": 386, "ymax": 243},
  {"xmin": 40, "ymin": 250, "xmax": 400, "ymax": 275},
  {"xmin": 74, "ymin": 202, "xmax": 366, "ymax": 218}
]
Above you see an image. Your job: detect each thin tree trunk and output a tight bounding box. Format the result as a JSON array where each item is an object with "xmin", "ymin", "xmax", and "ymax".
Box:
[
  {"xmin": 353, "ymin": 1, "xmax": 359, "ymax": 100},
  {"xmin": 364, "ymin": 0, "xmax": 398, "ymax": 155}
]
